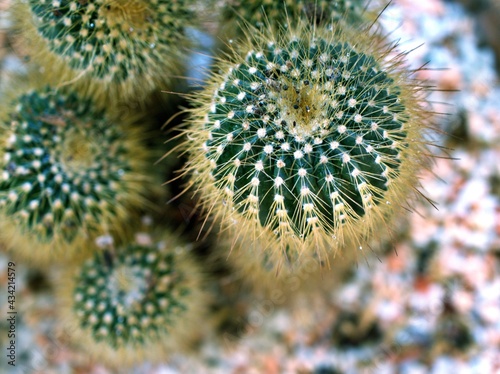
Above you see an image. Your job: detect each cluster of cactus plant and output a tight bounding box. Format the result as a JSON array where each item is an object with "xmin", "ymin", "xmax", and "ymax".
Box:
[
  {"xmin": 0, "ymin": 0, "xmax": 440, "ymax": 369},
  {"xmin": 1, "ymin": 0, "xmax": 208, "ymax": 366}
]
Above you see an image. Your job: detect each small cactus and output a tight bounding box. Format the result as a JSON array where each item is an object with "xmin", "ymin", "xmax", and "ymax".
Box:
[
  {"xmin": 59, "ymin": 231, "xmax": 207, "ymax": 367},
  {"xmin": 0, "ymin": 86, "xmax": 155, "ymax": 263},
  {"xmin": 15, "ymin": 0, "xmax": 196, "ymax": 103},
  {"xmin": 220, "ymin": 0, "xmax": 373, "ymax": 40},
  {"xmin": 183, "ymin": 21, "xmax": 434, "ymax": 264}
]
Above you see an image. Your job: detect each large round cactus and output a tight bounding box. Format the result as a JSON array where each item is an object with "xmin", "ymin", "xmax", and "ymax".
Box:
[
  {"xmin": 15, "ymin": 0, "xmax": 196, "ymax": 103},
  {"xmin": 184, "ymin": 21, "xmax": 433, "ymax": 264},
  {"xmin": 59, "ymin": 230, "xmax": 207, "ymax": 367},
  {"xmin": 0, "ymin": 86, "xmax": 155, "ymax": 263}
]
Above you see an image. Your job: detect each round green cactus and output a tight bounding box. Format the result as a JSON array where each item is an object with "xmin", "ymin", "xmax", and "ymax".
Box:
[
  {"xmin": 60, "ymin": 231, "xmax": 207, "ymax": 366},
  {"xmin": 184, "ymin": 21, "xmax": 433, "ymax": 262},
  {"xmin": 15, "ymin": 0, "xmax": 196, "ymax": 103},
  {"xmin": 0, "ymin": 86, "xmax": 155, "ymax": 263}
]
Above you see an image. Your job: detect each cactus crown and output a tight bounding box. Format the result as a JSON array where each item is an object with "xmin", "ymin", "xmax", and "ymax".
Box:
[
  {"xmin": 0, "ymin": 86, "xmax": 149, "ymax": 247},
  {"xmin": 185, "ymin": 21, "xmax": 430, "ymax": 254},
  {"xmin": 72, "ymin": 242, "xmax": 191, "ymax": 348}
]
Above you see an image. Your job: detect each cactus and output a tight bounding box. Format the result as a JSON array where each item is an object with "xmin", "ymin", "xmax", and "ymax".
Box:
[
  {"xmin": 220, "ymin": 0, "xmax": 374, "ymax": 41},
  {"xmin": 59, "ymin": 230, "xmax": 207, "ymax": 367},
  {"xmin": 183, "ymin": 20, "xmax": 433, "ymax": 264},
  {"xmin": 0, "ymin": 85, "xmax": 155, "ymax": 263},
  {"xmin": 15, "ymin": 0, "xmax": 196, "ymax": 103},
  {"xmin": 331, "ymin": 310, "xmax": 382, "ymax": 348}
]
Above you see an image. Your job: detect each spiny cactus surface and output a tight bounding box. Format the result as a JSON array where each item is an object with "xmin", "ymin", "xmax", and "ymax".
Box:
[
  {"xmin": 186, "ymin": 22, "xmax": 431, "ymax": 256},
  {"xmin": 73, "ymin": 245, "xmax": 189, "ymax": 347},
  {"xmin": 222, "ymin": 0, "xmax": 370, "ymax": 34},
  {"xmin": 0, "ymin": 86, "xmax": 151, "ymax": 260},
  {"xmin": 62, "ymin": 231, "xmax": 206, "ymax": 366},
  {"xmin": 19, "ymin": 0, "xmax": 194, "ymax": 101}
]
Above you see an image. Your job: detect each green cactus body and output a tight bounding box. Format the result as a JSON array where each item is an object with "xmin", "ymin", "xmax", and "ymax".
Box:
[
  {"xmin": 204, "ymin": 41, "xmax": 406, "ymax": 235},
  {"xmin": 185, "ymin": 21, "xmax": 432, "ymax": 260},
  {"xmin": 74, "ymin": 246, "xmax": 188, "ymax": 347},
  {"xmin": 220, "ymin": 0, "xmax": 374, "ymax": 42},
  {"xmin": 17, "ymin": 0, "xmax": 195, "ymax": 103},
  {"xmin": 0, "ymin": 86, "xmax": 153, "ymax": 262},
  {"xmin": 224, "ymin": 0, "xmax": 368, "ymax": 26},
  {"xmin": 61, "ymin": 232, "xmax": 206, "ymax": 366}
]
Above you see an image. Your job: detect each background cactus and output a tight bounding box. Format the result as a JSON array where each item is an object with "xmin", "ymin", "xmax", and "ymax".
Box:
[
  {"xmin": 184, "ymin": 20, "xmax": 433, "ymax": 264},
  {"xmin": 58, "ymin": 229, "xmax": 207, "ymax": 367},
  {"xmin": 220, "ymin": 0, "xmax": 375, "ymax": 42},
  {"xmin": 0, "ymin": 85, "xmax": 155, "ymax": 263},
  {"xmin": 14, "ymin": 0, "xmax": 196, "ymax": 104}
]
